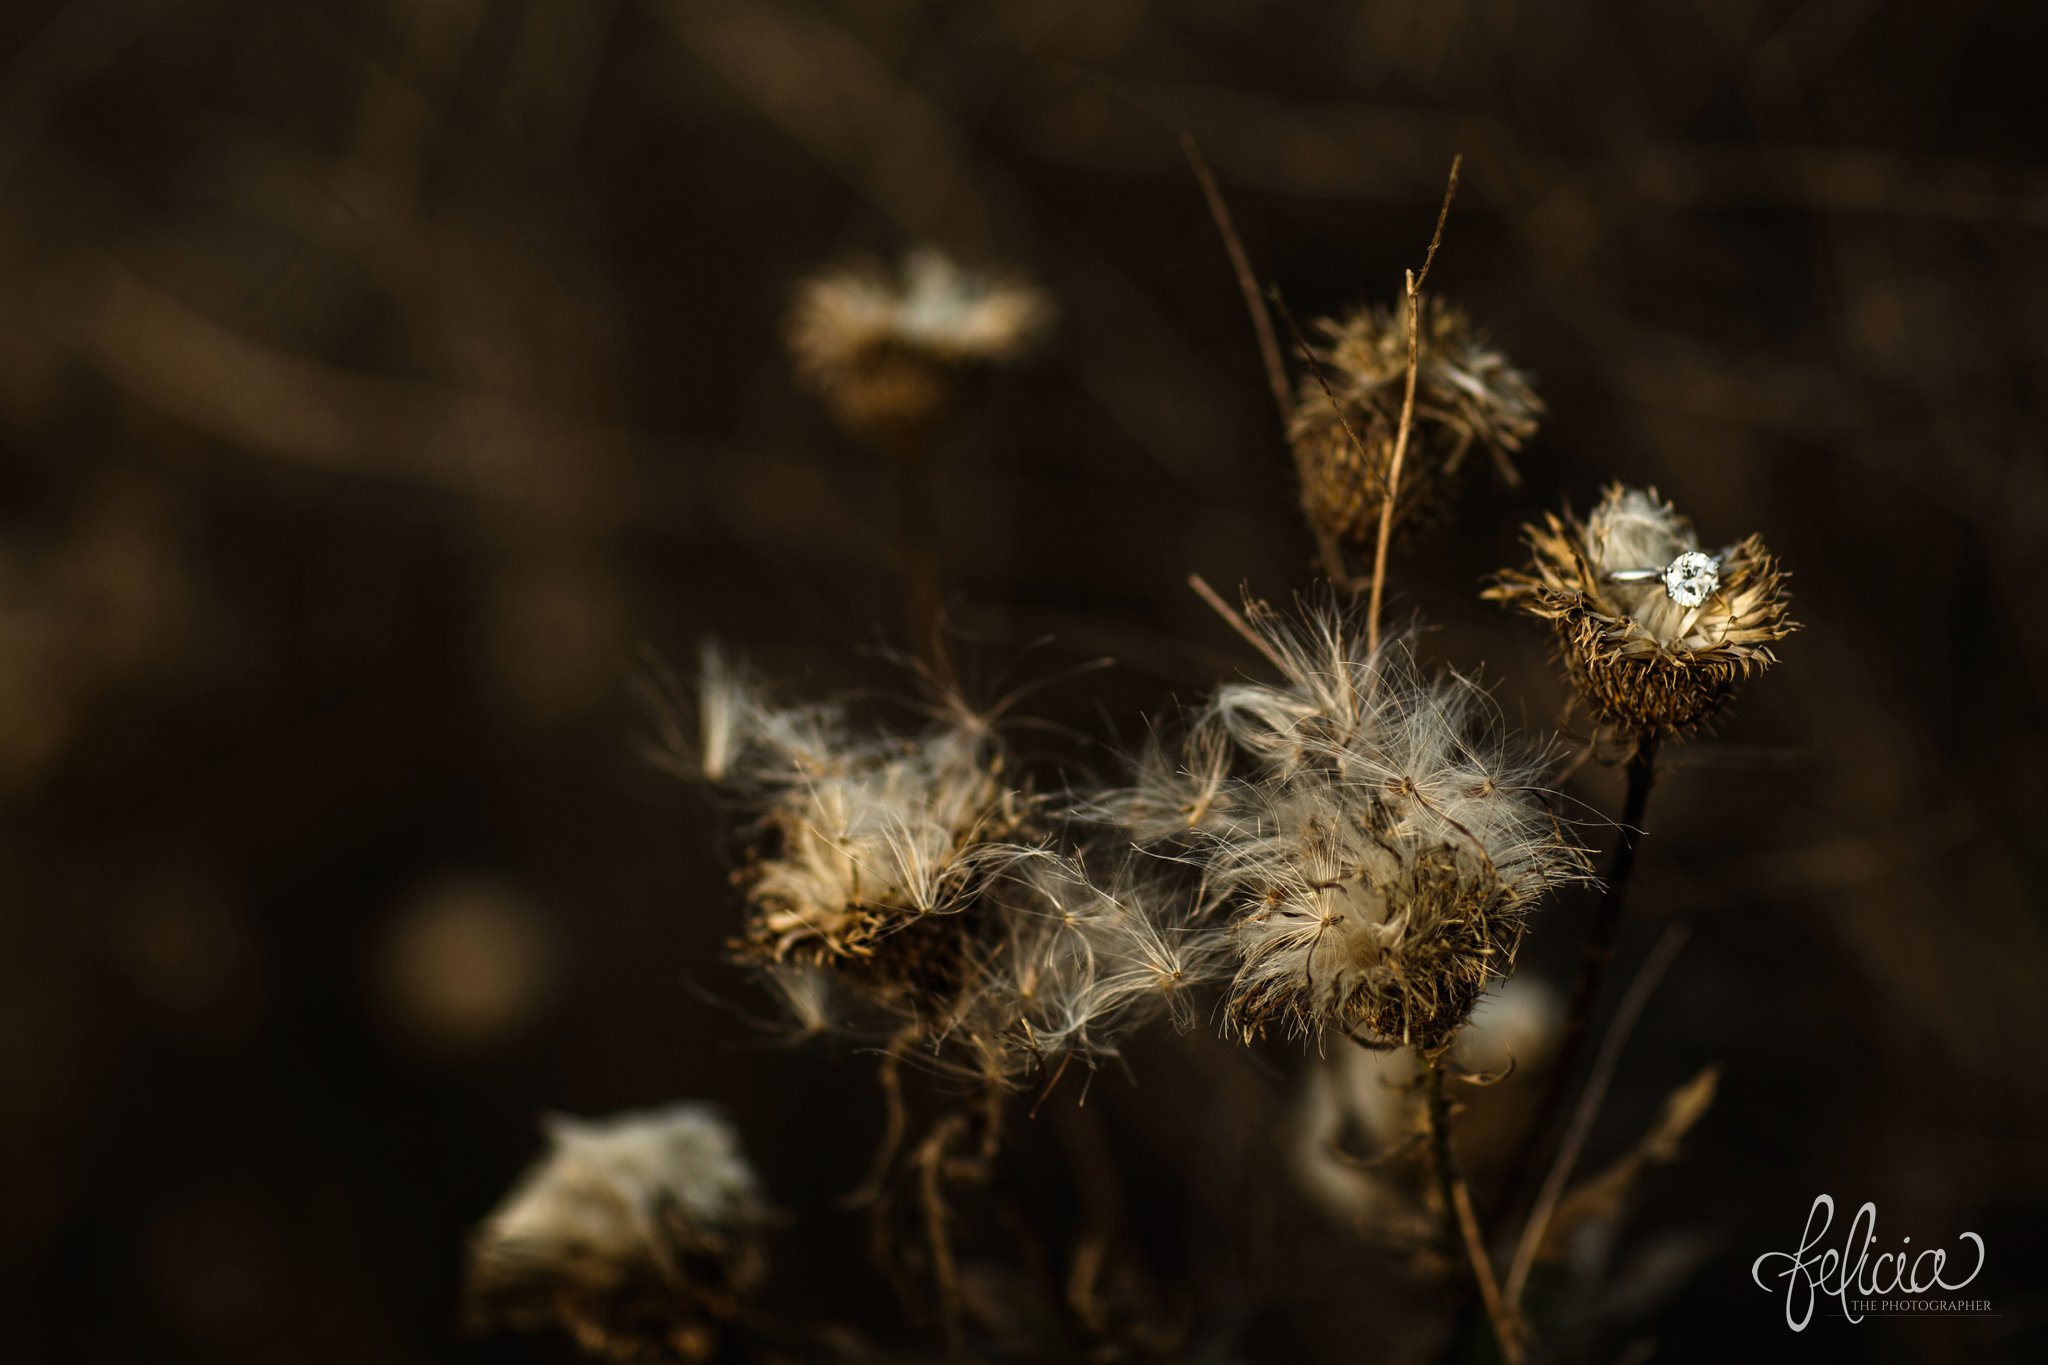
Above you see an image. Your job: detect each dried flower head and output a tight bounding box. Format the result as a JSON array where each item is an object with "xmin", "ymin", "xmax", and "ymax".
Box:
[
  {"xmin": 787, "ymin": 247, "xmax": 1052, "ymax": 454},
  {"xmin": 465, "ymin": 1104, "xmax": 769, "ymax": 1362},
  {"xmin": 691, "ymin": 651, "xmax": 1217, "ymax": 1087},
  {"xmin": 1288, "ymin": 299, "xmax": 1540, "ymax": 548},
  {"xmin": 1102, "ymin": 601, "xmax": 1589, "ymax": 1054},
  {"xmin": 696, "ymin": 651, "xmax": 1033, "ymax": 1015},
  {"xmin": 1485, "ymin": 485, "xmax": 1797, "ymax": 738}
]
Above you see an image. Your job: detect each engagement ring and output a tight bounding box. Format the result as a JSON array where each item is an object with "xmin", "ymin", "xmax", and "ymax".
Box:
[{"xmin": 1608, "ymin": 550, "xmax": 1721, "ymax": 608}]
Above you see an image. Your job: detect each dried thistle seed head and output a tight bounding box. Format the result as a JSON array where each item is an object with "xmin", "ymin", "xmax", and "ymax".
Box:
[
  {"xmin": 1287, "ymin": 300, "xmax": 1541, "ymax": 547},
  {"xmin": 1105, "ymin": 600, "xmax": 1589, "ymax": 1053},
  {"xmin": 692, "ymin": 654, "xmax": 1233, "ymax": 1086},
  {"xmin": 1220, "ymin": 780, "xmax": 1544, "ymax": 1053},
  {"xmin": 465, "ymin": 1104, "xmax": 769, "ymax": 1362},
  {"xmin": 1485, "ymin": 485, "xmax": 1798, "ymax": 738},
  {"xmin": 786, "ymin": 247, "xmax": 1052, "ymax": 454},
  {"xmin": 693, "ymin": 657, "xmax": 1034, "ymax": 1013}
]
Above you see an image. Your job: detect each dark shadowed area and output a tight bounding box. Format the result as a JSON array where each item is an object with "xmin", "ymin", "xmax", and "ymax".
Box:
[{"xmin": 2, "ymin": 1, "xmax": 2044, "ymax": 1362}]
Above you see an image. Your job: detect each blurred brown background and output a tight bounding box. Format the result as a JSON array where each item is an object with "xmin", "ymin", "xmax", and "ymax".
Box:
[{"xmin": 2, "ymin": 1, "xmax": 2045, "ymax": 1361}]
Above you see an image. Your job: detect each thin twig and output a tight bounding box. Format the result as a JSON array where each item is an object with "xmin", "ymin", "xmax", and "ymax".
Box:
[
  {"xmin": 1503, "ymin": 922, "xmax": 1692, "ymax": 1308},
  {"xmin": 843, "ymin": 1025, "xmax": 918, "ymax": 1209},
  {"xmin": 1366, "ymin": 154, "xmax": 1462, "ymax": 655},
  {"xmin": 1188, "ymin": 573, "xmax": 1287, "ymax": 672},
  {"xmin": 1503, "ymin": 737, "xmax": 1662, "ymax": 1211},
  {"xmin": 916, "ymin": 1113, "xmax": 972, "ymax": 1360},
  {"xmin": 1413, "ymin": 155, "xmax": 1464, "ymax": 297},
  {"xmin": 1365, "ymin": 274, "xmax": 1420, "ymax": 656},
  {"xmin": 1182, "ymin": 133, "xmax": 1291, "ymax": 429},
  {"xmin": 1423, "ymin": 1055, "xmax": 1523, "ymax": 1364}
]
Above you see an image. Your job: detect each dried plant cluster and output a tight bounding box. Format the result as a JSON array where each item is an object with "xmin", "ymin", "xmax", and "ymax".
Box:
[
  {"xmin": 465, "ymin": 1105, "xmax": 770, "ymax": 1363},
  {"xmin": 696, "ymin": 649, "xmax": 1220, "ymax": 1088},
  {"xmin": 468, "ymin": 212, "xmax": 1795, "ymax": 1365},
  {"xmin": 786, "ymin": 247, "xmax": 1052, "ymax": 455},
  {"xmin": 1096, "ymin": 603, "xmax": 1590, "ymax": 1054},
  {"xmin": 1288, "ymin": 300, "xmax": 1540, "ymax": 548},
  {"xmin": 699, "ymin": 647, "xmax": 1033, "ymax": 1010},
  {"xmin": 1486, "ymin": 485, "xmax": 1797, "ymax": 738}
]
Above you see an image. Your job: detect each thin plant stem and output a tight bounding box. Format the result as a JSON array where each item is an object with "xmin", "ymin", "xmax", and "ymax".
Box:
[
  {"xmin": 1188, "ymin": 572, "xmax": 1288, "ymax": 671},
  {"xmin": 1182, "ymin": 133, "xmax": 1292, "ymax": 430},
  {"xmin": 1422, "ymin": 1054, "xmax": 1524, "ymax": 1364},
  {"xmin": 916, "ymin": 1111, "xmax": 973, "ymax": 1360},
  {"xmin": 1365, "ymin": 276, "xmax": 1421, "ymax": 652},
  {"xmin": 1503, "ymin": 923, "xmax": 1691, "ymax": 1308},
  {"xmin": 843, "ymin": 1025, "xmax": 918, "ymax": 1209},
  {"xmin": 1501, "ymin": 736, "xmax": 1662, "ymax": 1213},
  {"xmin": 1366, "ymin": 155, "xmax": 1461, "ymax": 654}
]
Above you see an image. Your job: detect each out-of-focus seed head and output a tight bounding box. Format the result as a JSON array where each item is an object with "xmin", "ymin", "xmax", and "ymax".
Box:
[
  {"xmin": 465, "ymin": 1104, "xmax": 769, "ymax": 1362},
  {"xmin": 1287, "ymin": 300, "xmax": 1541, "ymax": 549},
  {"xmin": 1295, "ymin": 977, "xmax": 1562, "ymax": 1237},
  {"xmin": 1485, "ymin": 485, "xmax": 1797, "ymax": 739},
  {"xmin": 786, "ymin": 247, "xmax": 1052, "ymax": 456}
]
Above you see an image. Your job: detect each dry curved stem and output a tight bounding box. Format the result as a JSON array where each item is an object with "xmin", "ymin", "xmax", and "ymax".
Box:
[
  {"xmin": 1183, "ymin": 133, "xmax": 1291, "ymax": 430},
  {"xmin": 915, "ymin": 1111, "xmax": 974, "ymax": 1360},
  {"xmin": 1422, "ymin": 1052, "xmax": 1523, "ymax": 1364},
  {"xmin": 1366, "ymin": 155, "xmax": 1462, "ymax": 655},
  {"xmin": 888, "ymin": 1089, "xmax": 1006, "ymax": 1361},
  {"xmin": 1503, "ymin": 922, "xmax": 1692, "ymax": 1311},
  {"xmin": 843, "ymin": 1024, "xmax": 920, "ymax": 1210}
]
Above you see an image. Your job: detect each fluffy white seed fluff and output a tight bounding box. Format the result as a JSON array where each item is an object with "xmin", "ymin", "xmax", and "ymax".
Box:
[
  {"xmin": 1100, "ymin": 601, "xmax": 1589, "ymax": 1049},
  {"xmin": 698, "ymin": 651, "xmax": 1029, "ymax": 968},
  {"xmin": 695, "ymin": 651, "xmax": 1221, "ymax": 1085},
  {"xmin": 945, "ymin": 852, "xmax": 1229, "ymax": 1077}
]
